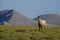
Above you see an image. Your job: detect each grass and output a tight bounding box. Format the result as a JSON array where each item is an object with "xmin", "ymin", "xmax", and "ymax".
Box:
[{"xmin": 0, "ymin": 25, "xmax": 60, "ymax": 40}]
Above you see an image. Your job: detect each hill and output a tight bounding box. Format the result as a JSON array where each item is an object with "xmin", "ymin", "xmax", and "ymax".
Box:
[
  {"xmin": 33, "ymin": 14, "xmax": 60, "ymax": 26},
  {"xmin": 0, "ymin": 10, "xmax": 37, "ymax": 26}
]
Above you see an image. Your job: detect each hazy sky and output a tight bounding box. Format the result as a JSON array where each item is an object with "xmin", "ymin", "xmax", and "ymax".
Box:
[{"xmin": 0, "ymin": 0, "xmax": 60, "ymax": 18}]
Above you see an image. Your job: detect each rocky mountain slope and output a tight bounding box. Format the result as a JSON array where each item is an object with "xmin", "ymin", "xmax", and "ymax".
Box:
[
  {"xmin": 0, "ymin": 10, "xmax": 37, "ymax": 26},
  {"xmin": 33, "ymin": 14, "xmax": 60, "ymax": 26}
]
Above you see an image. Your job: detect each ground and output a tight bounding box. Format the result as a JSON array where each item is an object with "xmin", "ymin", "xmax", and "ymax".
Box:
[{"xmin": 0, "ymin": 25, "xmax": 60, "ymax": 40}]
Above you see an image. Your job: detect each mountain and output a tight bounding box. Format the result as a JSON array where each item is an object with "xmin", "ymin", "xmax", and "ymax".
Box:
[
  {"xmin": 0, "ymin": 10, "xmax": 37, "ymax": 26},
  {"xmin": 33, "ymin": 14, "xmax": 60, "ymax": 26}
]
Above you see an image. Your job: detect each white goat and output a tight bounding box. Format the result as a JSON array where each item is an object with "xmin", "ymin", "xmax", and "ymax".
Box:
[{"xmin": 38, "ymin": 16, "xmax": 46, "ymax": 31}]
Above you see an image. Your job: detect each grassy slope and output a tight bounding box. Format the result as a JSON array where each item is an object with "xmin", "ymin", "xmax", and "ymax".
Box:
[{"xmin": 0, "ymin": 25, "xmax": 60, "ymax": 40}]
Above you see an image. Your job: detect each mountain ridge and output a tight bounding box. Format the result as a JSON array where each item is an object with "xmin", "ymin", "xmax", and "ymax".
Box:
[
  {"xmin": 33, "ymin": 14, "xmax": 60, "ymax": 26},
  {"xmin": 0, "ymin": 10, "xmax": 37, "ymax": 26}
]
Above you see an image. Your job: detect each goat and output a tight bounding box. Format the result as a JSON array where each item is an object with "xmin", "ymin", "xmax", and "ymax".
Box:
[{"xmin": 38, "ymin": 16, "xmax": 46, "ymax": 31}]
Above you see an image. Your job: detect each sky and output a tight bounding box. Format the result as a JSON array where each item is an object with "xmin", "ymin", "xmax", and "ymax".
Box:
[{"xmin": 0, "ymin": 0, "xmax": 60, "ymax": 18}]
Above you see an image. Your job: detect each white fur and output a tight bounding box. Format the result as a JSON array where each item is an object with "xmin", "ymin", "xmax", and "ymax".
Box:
[{"xmin": 39, "ymin": 19, "xmax": 46, "ymax": 26}]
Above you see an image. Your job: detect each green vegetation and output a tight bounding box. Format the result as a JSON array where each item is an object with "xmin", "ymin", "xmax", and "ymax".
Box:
[{"xmin": 0, "ymin": 25, "xmax": 60, "ymax": 40}]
